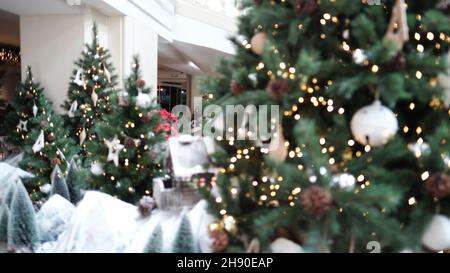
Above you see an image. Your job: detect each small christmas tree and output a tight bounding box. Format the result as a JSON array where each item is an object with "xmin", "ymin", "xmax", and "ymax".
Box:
[
  {"xmin": 62, "ymin": 23, "xmax": 118, "ymax": 152},
  {"xmin": 2, "ymin": 183, "xmax": 16, "ymax": 207},
  {"xmin": 0, "ymin": 204, "xmax": 9, "ymax": 243},
  {"xmin": 7, "ymin": 181, "xmax": 39, "ymax": 251},
  {"xmin": 172, "ymin": 214, "xmax": 195, "ymax": 253},
  {"xmin": 19, "ymin": 91, "xmax": 79, "ymax": 201},
  {"xmin": 85, "ymin": 55, "xmax": 166, "ymax": 203},
  {"xmin": 3, "ymin": 66, "xmax": 46, "ymax": 146},
  {"xmin": 143, "ymin": 224, "xmax": 163, "ymax": 253},
  {"xmin": 66, "ymin": 158, "xmax": 84, "ymax": 204},
  {"xmin": 50, "ymin": 165, "xmax": 70, "ymax": 201}
]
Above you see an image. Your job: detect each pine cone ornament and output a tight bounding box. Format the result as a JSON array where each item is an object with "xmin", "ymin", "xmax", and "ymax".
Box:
[
  {"xmin": 138, "ymin": 196, "xmax": 156, "ymax": 217},
  {"xmin": 301, "ymin": 186, "xmax": 333, "ymax": 217},
  {"xmin": 124, "ymin": 137, "xmax": 135, "ymax": 148},
  {"xmin": 231, "ymin": 80, "xmax": 246, "ymax": 96},
  {"xmin": 136, "ymin": 79, "xmax": 146, "ymax": 88},
  {"xmin": 425, "ymin": 173, "xmax": 450, "ymax": 199},
  {"xmin": 209, "ymin": 228, "xmax": 229, "ymax": 252},
  {"xmin": 387, "ymin": 52, "xmax": 406, "ymax": 71},
  {"xmin": 51, "ymin": 157, "xmax": 61, "ymax": 166},
  {"xmin": 266, "ymin": 79, "xmax": 291, "ymax": 101},
  {"xmin": 295, "ymin": 0, "xmax": 318, "ymax": 16},
  {"xmin": 40, "ymin": 120, "xmax": 49, "ymax": 128}
]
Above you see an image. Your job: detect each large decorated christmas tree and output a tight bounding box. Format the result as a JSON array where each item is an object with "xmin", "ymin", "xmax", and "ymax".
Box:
[
  {"xmin": 85, "ymin": 56, "xmax": 168, "ymax": 203},
  {"xmin": 61, "ymin": 23, "xmax": 118, "ymax": 152},
  {"xmin": 198, "ymin": 0, "xmax": 450, "ymax": 253},
  {"xmin": 3, "ymin": 67, "xmax": 47, "ymax": 146}
]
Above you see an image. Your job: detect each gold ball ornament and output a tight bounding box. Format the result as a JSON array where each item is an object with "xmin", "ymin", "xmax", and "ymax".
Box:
[{"xmin": 250, "ymin": 32, "xmax": 268, "ymax": 55}]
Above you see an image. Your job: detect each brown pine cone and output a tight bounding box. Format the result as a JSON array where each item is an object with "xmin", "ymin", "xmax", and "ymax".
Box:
[
  {"xmin": 266, "ymin": 79, "xmax": 291, "ymax": 101},
  {"xmin": 295, "ymin": 0, "xmax": 318, "ymax": 16},
  {"xmin": 51, "ymin": 158, "xmax": 61, "ymax": 166},
  {"xmin": 209, "ymin": 228, "xmax": 229, "ymax": 253},
  {"xmin": 40, "ymin": 120, "xmax": 49, "ymax": 128},
  {"xmin": 124, "ymin": 137, "xmax": 135, "ymax": 148},
  {"xmin": 231, "ymin": 80, "xmax": 246, "ymax": 96},
  {"xmin": 136, "ymin": 79, "xmax": 146, "ymax": 88},
  {"xmin": 425, "ymin": 173, "xmax": 450, "ymax": 199},
  {"xmin": 138, "ymin": 196, "xmax": 156, "ymax": 217},
  {"xmin": 387, "ymin": 52, "xmax": 406, "ymax": 71},
  {"xmin": 301, "ymin": 186, "xmax": 333, "ymax": 217}
]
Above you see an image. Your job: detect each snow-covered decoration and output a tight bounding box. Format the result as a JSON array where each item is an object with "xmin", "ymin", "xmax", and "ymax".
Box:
[
  {"xmin": 270, "ymin": 238, "xmax": 304, "ymax": 253},
  {"xmin": 105, "ymin": 135, "xmax": 124, "ymax": 167},
  {"xmin": 36, "ymin": 194, "xmax": 75, "ymax": 243},
  {"xmin": 68, "ymin": 100, "xmax": 78, "ymax": 118},
  {"xmin": 32, "ymin": 130, "xmax": 45, "ymax": 153},
  {"xmin": 421, "ymin": 214, "xmax": 450, "ymax": 252},
  {"xmin": 0, "ymin": 162, "xmax": 34, "ymax": 202},
  {"xmin": 52, "ymin": 191, "xmax": 215, "ymax": 253},
  {"xmin": 54, "ymin": 191, "xmax": 139, "ymax": 253}
]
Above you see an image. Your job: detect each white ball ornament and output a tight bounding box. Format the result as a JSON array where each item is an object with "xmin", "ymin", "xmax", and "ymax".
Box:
[
  {"xmin": 350, "ymin": 100, "xmax": 398, "ymax": 147},
  {"xmin": 421, "ymin": 215, "xmax": 450, "ymax": 252},
  {"xmin": 90, "ymin": 161, "xmax": 104, "ymax": 176},
  {"xmin": 331, "ymin": 173, "xmax": 356, "ymax": 190},
  {"xmin": 135, "ymin": 92, "xmax": 152, "ymax": 109},
  {"xmin": 250, "ymin": 32, "xmax": 268, "ymax": 55}
]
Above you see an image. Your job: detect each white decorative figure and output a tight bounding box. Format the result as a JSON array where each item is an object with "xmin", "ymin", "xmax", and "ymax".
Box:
[
  {"xmin": 350, "ymin": 100, "xmax": 398, "ymax": 147},
  {"xmin": 331, "ymin": 173, "xmax": 356, "ymax": 190},
  {"xmin": 73, "ymin": 69, "xmax": 84, "ymax": 86},
  {"xmin": 68, "ymin": 100, "xmax": 78, "ymax": 118},
  {"xmin": 17, "ymin": 120, "xmax": 28, "ymax": 132},
  {"xmin": 32, "ymin": 103, "xmax": 38, "ymax": 117},
  {"xmin": 421, "ymin": 215, "xmax": 450, "ymax": 252},
  {"xmin": 32, "ymin": 130, "xmax": 45, "ymax": 153},
  {"xmin": 384, "ymin": 0, "xmax": 409, "ymax": 51},
  {"xmin": 135, "ymin": 91, "xmax": 152, "ymax": 109},
  {"xmin": 79, "ymin": 127, "xmax": 87, "ymax": 145},
  {"xmin": 90, "ymin": 161, "xmax": 104, "ymax": 176},
  {"xmin": 91, "ymin": 89, "xmax": 99, "ymax": 107},
  {"xmin": 105, "ymin": 136, "xmax": 124, "ymax": 167}
]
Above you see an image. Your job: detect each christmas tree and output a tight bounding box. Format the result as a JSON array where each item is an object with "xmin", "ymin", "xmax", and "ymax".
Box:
[
  {"xmin": 143, "ymin": 224, "xmax": 163, "ymax": 253},
  {"xmin": 19, "ymin": 89, "xmax": 79, "ymax": 201},
  {"xmin": 61, "ymin": 23, "xmax": 118, "ymax": 152},
  {"xmin": 3, "ymin": 66, "xmax": 46, "ymax": 146},
  {"xmin": 7, "ymin": 181, "xmax": 39, "ymax": 252},
  {"xmin": 172, "ymin": 214, "xmax": 195, "ymax": 253},
  {"xmin": 66, "ymin": 158, "xmax": 84, "ymax": 204},
  {"xmin": 50, "ymin": 165, "xmax": 70, "ymax": 201},
  {"xmin": 0, "ymin": 204, "xmax": 9, "ymax": 244},
  {"xmin": 85, "ymin": 56, "xmax": 166, "ymax": 203},
  {"xmin": 198, "ymin": 0, "xmax": 450, "ymax": 252}
]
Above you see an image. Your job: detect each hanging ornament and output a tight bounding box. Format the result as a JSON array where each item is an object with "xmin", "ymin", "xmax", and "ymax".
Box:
[
  {"xmin": 79, "ymin": 127, "xmax": 87, "ymax": 145},
  {"xmin": 342, "ymin": 29, "xmax": 350, "ymax": 40},
  {"xmin": 331, "ymin": 173, "xmax": 356, "ymax": 190},
  {"xmin": 32, "ymin": 130, "xmax": 45, "ymax": 153},
  {"xmin": 40, "ymin": 183, "xmax": 52, "ymax": 194},
  {"xmin": 208, "ymin": 224, "xmax": 229, "ymax": 253},
  {"xmin": 300, "ymin": 186, "xmax": 333, "ymax": 217},
  {"xmin": 17, "ymin": 120, "xmax": 28, "ymax": 132},
  {"xmin": 105, "ymin": 135, "xmax": 124, "ymax": 167},
  {"xmin": 136, "ymin": 79, "xmax": 146, "ymax": 88},
  {"xmin": 102, "ymin": 62, "xmax": 111, "ymax": 83},
  {"xmin": 407, "ymin": 140, "xmax": 430, "ymax": 158},
  {"xmin": 352, "ymin": 49, "xmax": 368, "ymax": 65},
  {"xmin": 135, "ymin": 91, "xmax": 152, "ymax": 109},
  {"xmin": 56, "ymin": 148, "xmax": 66, "ymax": 162},
  {"xmin": 47, "ymin": 132, "xmax": 55, "ymax": 142},
  {"xmin": 73, "ymin": 69, "xmax": 84, "ymax": 86},
  {"xmin": 230, "ymin": 80, "xmax": 246, "ymax": 96},
  {"xmin": 91, "ymin": 89, "xmax": 99, "ymax": 107},
  {"xmin": 90, "ymin": 161, "xmax": 104, "ymax": 176},
  {"xmin": 32, "ymin": 102, "xmax": 38, "ymax": 117},
  {"xmin": 384, "ymin": 0, "xmax": 409, "ymax": 51},
  {"xmin": 266, "ymin": 79, "xmax": 291, "ymax": 101},
  {"xmin": 248, "ymin": 73, "xmax": 258, "ymax": 87},
  {"xmin": 421, "ymin": 215, "xmax": 450, "ymax": 252},
  {"xmin": 350, "ymin": 100, "xmax": 398, "ymax": 147},
  {"xmin": 68, "ymin": 100, "xmax": 78, "ymax": 118},
  {"xmin": 425, "ymin": 173, "xmax": 450, "ymax": 199},
  {"xmin": 118, "ymin": 91, "xmax": 130, "ymax": 106},
  {"xmin": 250, "ymin": 32, "xmax": 268, "ymax": 55}
]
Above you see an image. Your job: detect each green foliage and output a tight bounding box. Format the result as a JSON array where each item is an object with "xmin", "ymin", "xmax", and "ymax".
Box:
[
  {"xmin": 198, "ymin": 0, "xmax": 450, "ymax": 252},
  {"xmin": 0, "ymin": 204, "xmax": 9, "ymax": 243},
  {"xmin": 7, "ymin": 181, "xmax": 39, "ymax": 251},
  {"xmin": 85, "ymin": 55, "xmax": 167, "ymax": 203},
  {"xmin": 19, "ymin": 85, "xmax": 79, "ymax": 201},
  {"xmin": 3, "ymin": 66, "xmax": 46, "ymax": 146},
  {"xmin": 50, "ymin": 165, "xmax": 70, "ymax": 201},
  {"xmin": 62, "ymin": 22, "xmax": 118, "ymax": 152},
  {"xmin": 143, "ymin": 224, "xmax": 163, "ymax": 253},
  {"xmin": 172, "ymin": 214, "xmax": 195, "ymax": 253}
]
